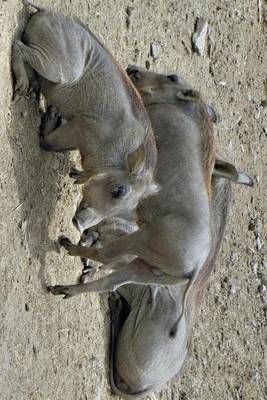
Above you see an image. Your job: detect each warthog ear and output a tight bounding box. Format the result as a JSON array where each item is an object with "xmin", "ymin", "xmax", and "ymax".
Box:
[
  {"xmin": 206, "ymin": 105, "xmax": 222, "ymax": 124},
  {"xmin": 213, "ymin": 154, "xmax": 254, "ymax": 187},
  {"xmin": 126, "ymin": 144, "xmax": 146, "ymax": 176}
]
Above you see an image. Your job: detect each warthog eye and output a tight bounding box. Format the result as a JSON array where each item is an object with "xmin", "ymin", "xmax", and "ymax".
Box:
[
  {"xmin": 167, "ymin": 74, "xmax": 179, "ymax": 83},
  {"xmin": 111, "ymin": 184, "xmax": 127, "ymax": 199}
]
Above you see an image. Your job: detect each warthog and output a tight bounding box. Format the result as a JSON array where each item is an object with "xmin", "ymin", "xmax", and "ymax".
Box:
[
  {"xmin": 49, "ymin": 68, "xmax": 253, "ymax": 313},
  {"xmin": 12, "ymin": 1, "xmax": 158, "ymax": 229},
  {"xmin": 76, "ymin": 175, "xmax": 232, "ymax": 398},
  {"xmin": 111, "ymin": 176, "xmax": 232, "ymax": 398}
]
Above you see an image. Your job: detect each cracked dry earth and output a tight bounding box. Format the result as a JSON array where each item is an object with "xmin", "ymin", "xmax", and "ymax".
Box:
[{"xmin": 0, "ymin": 1, "xmax": 266, "ymax": 400}]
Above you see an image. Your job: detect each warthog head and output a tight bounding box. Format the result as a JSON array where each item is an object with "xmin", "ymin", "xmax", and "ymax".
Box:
[
  {"xmin": 72, "ymin": 145, "xmax": 159, "ymax": 232},
  {"xmin": 127, "ymin": 65, "xmax": 194, "ymax": 101},
  {"xmin": 126, "ymin": 65, "xmax": 221, "ymax": 123}
]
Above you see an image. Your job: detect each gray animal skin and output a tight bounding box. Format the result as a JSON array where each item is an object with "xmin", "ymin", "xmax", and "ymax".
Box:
[
  {"xmin": 12, "ymin": 1, "xmax": 158, "ymax": 229},
  {"xmin": 109, "ymin": 177, "xmax": 232, "ymax": 399},
  {"xmin": 78, "ymin": 176, "xmax": 231, "ymax": 399},
  {"xmin": 49, "ymin": 68, "xmax": 253, "ymax": 316}
]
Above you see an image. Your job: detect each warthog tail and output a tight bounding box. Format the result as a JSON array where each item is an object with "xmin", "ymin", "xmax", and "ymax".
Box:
[
  {"xmin": 109, "ymin": 293, "xmax": 155, "ymax": 399},
  {"xmin": 169, "ymin": 269, "xmax": 198, "ymax": 338},
  {"xmin": 23, "ymin": 0, "xmax": 45, "ymax": 11}
]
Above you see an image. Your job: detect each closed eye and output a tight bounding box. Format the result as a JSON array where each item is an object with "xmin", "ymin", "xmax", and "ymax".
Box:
[{"xmin": 167, "ymin": 74, "xmax": 179, "ymax": 83}]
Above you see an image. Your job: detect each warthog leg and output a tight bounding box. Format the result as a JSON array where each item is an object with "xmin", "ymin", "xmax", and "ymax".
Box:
[
  {"xmin": 12, "ymin": 40, "xmax": 31, "ymax": 102},
  {"xmin": 40, "ymin": 105, "xmax": 62, "ymax": 137},
  {"xmin": 40, "ymin": 116, "xmax": 86, "ymax": 152},
  {"xmin": 48, "ymin": 259, "xmax": 189, "ymax": 298}
]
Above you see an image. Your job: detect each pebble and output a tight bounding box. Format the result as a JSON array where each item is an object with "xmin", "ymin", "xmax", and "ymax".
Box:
[
  {"xmin": 126, "ymin": 6, "xmax": 134, "ymax": 29},
  {"xmin": 256, "ymin": 237, "xmax": 263, "ymax": 250},
  {"xmin": 145, "ymin": 60, "xmax": 151, "ymax": 70},
  {"xmin": 229, "ymin": 251, "xmax": 238, "ymax": 265},
  {"xmin": 192, "ymin": 17, "xmax": 208, "ymax": 56},
  {"xmin": 249, "ymin": 368, "xmax": 260, "ymax": 382},
  {"xmin": 248, "ymin": 217, "xmax": 256, "ymax": 231},
  {"xmin": 250, "ymin": 260, "xmax": 258, "ymax": 275},
  {"xmin": 229, "ymin": 282, "xmax": 237, "ymax": 295},
  {"xmin": 150, "ymin": 42, "xmax": 161, "ymax": 58},
  {"xmin": 258, "ymin": 284, "xmax": 266, "ymax": 294},
  {"xmin": 254, "ymin": 106, "xmax": 262, "ymax": 120}
]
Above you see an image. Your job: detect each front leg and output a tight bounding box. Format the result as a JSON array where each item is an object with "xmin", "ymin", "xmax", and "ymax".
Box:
[
  {"xmin": 59, "ymin": 236, "xmax": 101, "ymax": 258},
  {"xmin": 12, "ymin": 40, "xmax": 30, "ymax": 103},
  {"xmin": 59, "ymin": 229, "xmax": 142, "ymax": 263}
]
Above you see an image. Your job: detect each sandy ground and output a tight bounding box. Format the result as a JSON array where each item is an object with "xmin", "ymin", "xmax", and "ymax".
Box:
[{"xmin": 0, "ymin": 1, "xmax": 266, "ymax": 399}]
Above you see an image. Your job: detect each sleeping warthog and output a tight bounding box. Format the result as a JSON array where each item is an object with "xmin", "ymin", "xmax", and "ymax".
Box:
[
  {"xmin": 49, "ymin": 68, "xmax": 253, "ymax": 311},
  {"xmin": 12, "ymin": 1, "xmax": 158, "ymax": 228}
]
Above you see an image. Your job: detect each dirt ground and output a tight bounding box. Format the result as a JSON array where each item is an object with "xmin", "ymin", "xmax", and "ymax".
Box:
[{"xmin": 0, "ymin": 1, "xmax": 266, "ymax": 399}]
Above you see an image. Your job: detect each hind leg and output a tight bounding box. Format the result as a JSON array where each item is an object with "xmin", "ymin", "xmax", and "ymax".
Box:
[
  {"xmin": 40, "ymin": 114, "xmax": 88, "ymax": 152},
  {"xmin": 48, "ymin": 259, "xmax": 188, "ymax": 298}
]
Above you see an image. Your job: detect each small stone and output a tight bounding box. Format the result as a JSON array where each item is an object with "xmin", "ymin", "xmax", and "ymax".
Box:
[
  {"xmin": 229, "ymin": 282, "xmax": 237, "ymax": 295},
  {"xmin": 233, "ymin": 9, "xmax": 242, "ymax": 17},
  {"xmin": 254, "ymin": 107, "xmax": 262, "ymax": 120},
  {"xmin": 126, "ymin": 6, "xmax": 134, "ymax": 29},
  {"xmin": 256, "ymin": 237, "xmax": 263, "ymax": 250},
  {"xmin": 218, "ymin": 81, "xmax": 227, "ymax": 86},
  {"xmin": 150, "ymin": 42, "xmax": 161, "ymax": 58},
  {"xmin": 250, "ymin": 260, "xmax": 258, "ymax": 275},
  {"xmin": 250, "ymin": 368, "xmax": 260, "ymax": 382},
  {"xmin": 192, "ymin": 17, "xmax": 208, "ymax": 56},
  {"xmin": 229, "ymin": 251, "xmax": 238, "ymax": 265},
  {"xmin": 261, "ymin": 99, "xmax": 267, "ymax": 108},
  {"xmin": 236, "ymin": 115, "xmax": 242, "ymax": 125},
  {"xmin": 248, "ymin": 218, "xmax": 256, "ymax": 231},
  {"xmin": 258, "ymin": 284, "xmax": 266, "ymax": 294},
  {"xmin": 145, "ymin": 60, "xmax": 151, "ymax": 70},
  {"xmin": 202, "ymin": 357, "xmax": 208, "ymax": 367}
]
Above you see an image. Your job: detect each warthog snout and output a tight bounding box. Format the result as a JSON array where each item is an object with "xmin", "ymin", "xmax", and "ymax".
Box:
[{"xmin": 73, "ymin": 207, "xmax": 102, "ymax": 233}]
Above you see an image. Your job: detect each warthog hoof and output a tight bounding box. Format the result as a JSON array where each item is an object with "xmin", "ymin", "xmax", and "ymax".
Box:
[
  {"xmin": 13, "ymin": 76, "xmax": 30, "ymax": 103},
  {"xmin": 48, "ymin": 285, "xmax": 74, "ymax": 299},
  {"xmin": 40, "ymin": 105, "xmax": 62, "ymax": 137}
]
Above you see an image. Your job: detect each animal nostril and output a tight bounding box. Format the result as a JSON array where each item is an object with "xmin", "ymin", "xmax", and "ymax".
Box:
[{"xmin": 167, "ymin": 74, "xmax": 179, "ymax": 83}]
